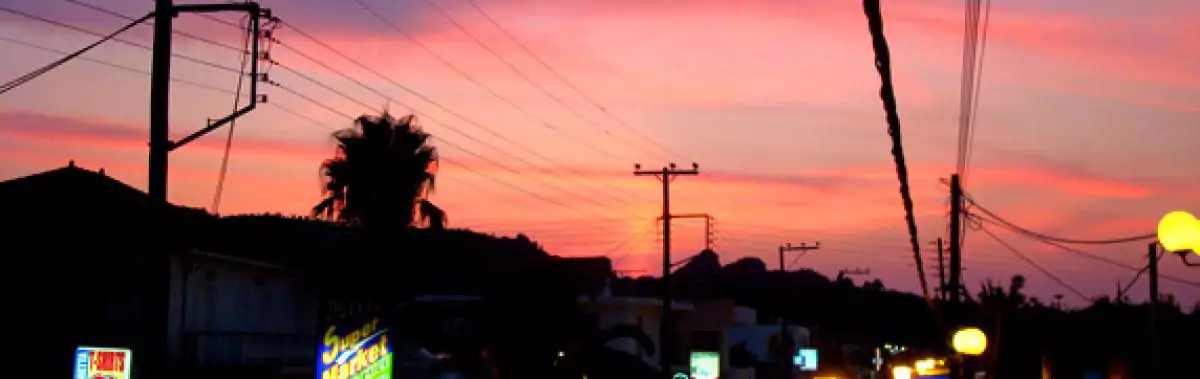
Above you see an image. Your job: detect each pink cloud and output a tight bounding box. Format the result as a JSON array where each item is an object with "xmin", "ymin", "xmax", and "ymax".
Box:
[{"xmin": 0, "ymin": 110, "xmax": 328, "ymax": 157}]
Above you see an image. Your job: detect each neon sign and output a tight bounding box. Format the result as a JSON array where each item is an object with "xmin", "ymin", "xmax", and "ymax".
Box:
[{"xmin": 318, "ymin": 317, "xmax": 392, "ymax": 379}]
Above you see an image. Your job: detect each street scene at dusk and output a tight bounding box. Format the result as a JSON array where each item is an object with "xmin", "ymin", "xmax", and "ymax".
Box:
[{"xmin": 1, "ymin": 0, "xmax": 1197, "ymax": 378}]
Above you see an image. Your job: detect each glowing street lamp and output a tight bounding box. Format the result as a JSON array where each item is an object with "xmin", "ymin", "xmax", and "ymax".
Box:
[
  {"xmin": 952, "ymin": 327, "xmax": 987, "ymax": 356},
  {"xmin": 1157, "ymin": 210, "xmax": 1200, "ymax": 254}
]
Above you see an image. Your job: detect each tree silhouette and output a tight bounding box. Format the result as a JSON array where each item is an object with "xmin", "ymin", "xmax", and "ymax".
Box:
[{"xmin": 312, "ymin": 112, "xmax": 446, "ymax": 232}]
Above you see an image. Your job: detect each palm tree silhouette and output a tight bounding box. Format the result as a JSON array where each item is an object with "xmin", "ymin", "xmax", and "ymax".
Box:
[{"xmin": 313, "ymin": 112, "xmax": 447, "ymax": 231}]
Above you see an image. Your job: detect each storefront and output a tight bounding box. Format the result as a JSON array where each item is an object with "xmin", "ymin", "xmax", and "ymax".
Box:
[{"xmin": 317, "ymin": 295, "xmax": 497, "ymax": 379}]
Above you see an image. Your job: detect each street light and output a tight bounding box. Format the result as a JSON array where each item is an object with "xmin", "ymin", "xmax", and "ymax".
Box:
[
  {"xmin": 951, "ymin": 327, "xmax": 987, "ymax": 356},
  {"xmin": 1157, "ymin": 210, "xmax": 1200, "ymax": 254}
]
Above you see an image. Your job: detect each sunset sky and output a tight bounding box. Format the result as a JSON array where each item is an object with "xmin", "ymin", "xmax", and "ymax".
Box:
[{"xmin": 1, "ymin": 0, "xmax": 1197, "ymax": 307}]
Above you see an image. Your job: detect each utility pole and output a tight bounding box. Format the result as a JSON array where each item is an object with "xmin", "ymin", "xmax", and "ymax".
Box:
[
  {"xmin": 1148, "ymin": 242, "xmax": 1159, "ymax": 379},
  {"xmin": 934, "ymin": 237, "xmax": 946, "ymax": 301},
  {"xmin": 657, "ymin": 213, "xmax": 713, "ymax": 250},
  {"xmin": 948, "ymin": 174, "xmax": 963, "ymax": 304},
  {"xmin": 149, "ymin": 0, "xmax": 173, "ymax": 202},
  {"xmin": 149, "ymin": 1, "xmax": 267, "ymax": 200},
  {"xmin": 779, "ymin": 242, "xmax": 820, "ymax": 379},
  {"xmin": 634, "ymin": 162, "xmax": 699, "ymax": 377},
  {"xmin": 148, "ymin": 2, "xmax": 173, "ymax": 376},
  {"xmin": 148, "ymin": 2, "xmax": 267, "ymax": 376}
]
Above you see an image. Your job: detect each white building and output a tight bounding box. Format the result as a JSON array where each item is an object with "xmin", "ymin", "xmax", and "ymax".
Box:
[
  {"xmin": 166, "ymin": 249, "xmax": 318, "ymax": 376},
  {"xmin": 578, "ymin": 285, "xmax": 695, "ymax": 372}
]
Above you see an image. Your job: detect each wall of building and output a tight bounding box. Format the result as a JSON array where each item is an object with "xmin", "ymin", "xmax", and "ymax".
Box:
[
  {"xmin": 683, "ymin": 300, "xmax": 746, "ymax": 376},
  {"xmin": 729, "ymin": 323, "xmax": 812, "ymax": 364},
  {"xmin": 166, "ymin": 250, "xmax": 317, "ymax": 375},
  {"xmin": 583, "ymin": 294, "xmax": 697, "ymax": 372}
]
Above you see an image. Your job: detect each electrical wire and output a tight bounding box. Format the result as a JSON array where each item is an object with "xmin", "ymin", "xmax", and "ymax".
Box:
[
  {"xmin": 349, "ymin": 0, "xmax": 629, "ymax": 163},
  {"xmin": 862, "ymin": 0, "xmax": 929, "ymax": 299},
  {"xmin": 963, "ymin": 0, "xmax": 992, "ymax": 184},
  {"xmin": 211, "ymin": 15, "xmax": 255, "ymax": 214},
  {"xmin": 464, "ymin": 0, "xmax": 685, "ymax": 161},
  {"xmin": 1117, "ymin": 249, "xmax": 1164, "ymax": 299},
  {"xmin": 62, "ymin": 0, "xmax": 243, "ymax": 53},
  {"xmin": 266, "ymin": 71, "xmax": 631, "ymax": 215},
  {"xmin": 261, "ymin": 70, "xmax": 630, "ymax": 217},
  {"xmin": 271, "ymin": 6, "xmax": 747, "ymax": 232},
  {"xmin": 978, "ymin": 225, "xmax": 1091, "ymax": 301},
  {"xmin": 607, "ymin": 220, "xmax": 660, "ymax": 263},
  {"xmin": 966, "ymin": 195, "xmax": 1156, "ymax": 244},
  {"xmin": 0, "ymin": 34, "xmax": 617, "ymax": 225},
  {"xmin": 266, "ymin": 33, "xmax": 652, "ymax": 205},
  {"xmin": 971, "ymin": 214, "xmax": 1200, "ymax": 287},
  {"xmin": 418, "ymin": 0, "xmax": 664, "ymax": 160},
  {"xmin": 0, "ymin": 35, "xmax": 231, "ymax": 95},
  {"xmin": 267, "ymin": 57, "xmax": 643, "ymax": 209},
  {"xmin": 0, "ymin": 7, "xmax": 151, "ymax": 95},
  {"xmin": 0, "ymin": 6, "xmax": 241, "ymax": 73},
  {"xmin": 956, "ymin": 0, "xmax": 980, "ymax": 183}
]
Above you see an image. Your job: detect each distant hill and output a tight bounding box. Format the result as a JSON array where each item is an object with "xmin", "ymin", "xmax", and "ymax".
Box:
[{"xmin": 613, "ymin": 248, "xmax": 941, "ymax": 349}]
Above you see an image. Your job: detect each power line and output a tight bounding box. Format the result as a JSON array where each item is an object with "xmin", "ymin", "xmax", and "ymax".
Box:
[
  {"xmin": 610, "ymin": 220, "xmax": 664, "ymax": 264},
  {"xmin": 0, "ymin": 31, "xmax": 614, "ymax": 223},
  {"xmin": 298, "ymin": 0, "xmax": 743, "ymax": 216},
  {"xmin": 973, "ymin": 215, "xmax": 1200, "ymax": 287},
  {"xmin": 62, "ymin": 0, "xmax": 243, "ymax": 53},
  {"xmin": 266, "ymin": 29, "xmax": 653, "ymax": 205},
  {"xmin": 1118, "ymin": 249, "xmax": 1163, "ymax": 299},
  {"xmin": 0, "ymin": 35, "xmax": 221, "ymax": 95},
  {"xmin": 0, "ymin": 7, "xmax": 151, "ymax": 95},
  {"xmin": 963, "ymin": 0, "xmax": 992, "ymax": 185},
  {"xmin": 0, "ymin": 34, "xmax": 322, "ymax": 131},
  {"xmin": 264, "ymin": 66, "xmax": 631, "ymax": 215},
  {"xmin": 263, "ymin": 77, "xmax": 636, "ymax": 221},
  {"xmin": 211, "ymin": 15, "xmax": 256, "ymax": 214},
  {"xmin": 262, "ymin": 70, "xmax": 631, "ymax": 216},
  {"xmin": 464, "ymin": 0, "xmax": 685, "ymax": 162},
  {"xmin": 268, "ymin": 56, "xmax": 643, "ymax": 208},
  {"xmin": 966, "ymin": 195, "xmax": 1156, "ymax": 244},
  {"xmin": 0, "ymin": 6, "xmax": 241, "ymax": 73},
  {"xmin": 349, "ymin": 0, "xmax": 629, "ymax": 162},
  {"xmin": 978, "ymin": 225, "xmax": 1091, "ymax": 301},
  {"xmin": 418, "ymin": 0, "xmax": 664, "ymax": 160}
]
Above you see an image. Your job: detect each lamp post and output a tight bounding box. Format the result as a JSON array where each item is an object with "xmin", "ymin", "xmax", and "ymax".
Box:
[
  {"xmin": 951, "ymin": 327, "xmax": 987, "ymax": 379},
  {"xmin": 1149, "ymin": 210, "xmax": 1200, "ymax": 377}
]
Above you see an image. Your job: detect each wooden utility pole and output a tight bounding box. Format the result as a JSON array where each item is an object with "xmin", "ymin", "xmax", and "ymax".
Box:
[
  {"xmin": 149, "ymin": 0, "xmax": 173, "ymax": 202},
  {"xmin": 948, "ymin": 174, "xmax": 963, "ymax": 304},
  {"xmin": 148, "ymin": 1, "xmax": 173, "ymax": 377},
  {"xmin": 634, "ymin": 162, "xmax": 699, "ymax": 377},
  {"xmin": 148, "ymin": 1, "xmax": 266, "ymax": 376},
  {"xmin": 935, "ymin": 237, "xmax": 946, "ymax": 301},
  {"xmin": 779, "ymin": 242, "xmax": 819, "ymax": 379},
  {"xmin": 149, "ymin": 1, "xmax": 267, "ymax": 200}
]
